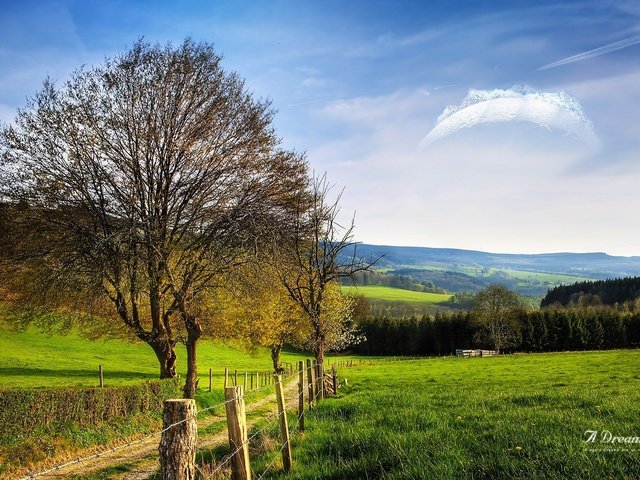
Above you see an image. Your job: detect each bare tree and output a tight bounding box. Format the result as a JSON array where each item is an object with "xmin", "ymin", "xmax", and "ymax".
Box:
[
  {"xmin": 472, "ymin": 284, "xmax": 524, "ymax": 355},
  {"xmin": 277, "ymin": 174, "xmax": 378, "ymax": 367},
  {"xmin": 0, "ymin": 39, "xmax": 307, "ymax": 397}
]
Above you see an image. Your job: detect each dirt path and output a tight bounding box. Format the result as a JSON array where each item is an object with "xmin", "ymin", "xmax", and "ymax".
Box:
[{"xmin": 25, "ymin": 378, "xmax": 299, "ymax": 480}]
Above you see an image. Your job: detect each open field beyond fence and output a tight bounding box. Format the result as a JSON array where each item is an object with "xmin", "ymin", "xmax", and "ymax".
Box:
[{"xmin": 250, "ymin": 350, "xmax": 640, "ymax": 479}]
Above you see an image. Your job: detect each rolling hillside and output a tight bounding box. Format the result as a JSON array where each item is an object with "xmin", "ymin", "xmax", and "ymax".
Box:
[{"xmin": 345, "ymin": 244, "xmax": 640, "ymax": 297}]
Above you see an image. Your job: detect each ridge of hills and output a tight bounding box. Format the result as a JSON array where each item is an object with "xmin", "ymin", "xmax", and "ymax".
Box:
[{"xmin": 343, "ymin": 244, "xmax": 640, "ymax": 298}]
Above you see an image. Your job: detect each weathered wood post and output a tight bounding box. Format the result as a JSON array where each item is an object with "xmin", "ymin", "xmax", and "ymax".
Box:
[
  {"xmin": 159, "ymin": 399, "xmax": 197, "ymax": 480},
  {"xmin": 234, "ymin": 369, "xmax": 238, "ymax": 386},
  {"xmin": 208, "ymin": 368, "xmax": 212, "ymax": 393},
  {"xmin": 306, "ymin": 359, "xmax": 314, "ymax": 409},
  {"xmin": 224, "ymin": 367, "xmax": 229, "ymax": 389},
  {"xmin": 332, "ymin": 364, "xmax": 338, "ymax": 394},
  {"xmin": 243, "ymin": 372, "xmax": 248, "ymax": 392},
  {"xmin": 297, "ymin": 361, "xmax": 305, "ymax": 432},
  {"xmin": 224, "ymin": 386, "xmax": 251, "ymax": 480},
  {"xmin": 316, "ymin": 362, "xmax": 324, "ymax": 401},
  {"xmin": 274, "ymin": 375, "xmax": 292, "ymax": 472},
  {"xmin": 99, "ymin": 365, "xmax": 104, "ymax": 388}
]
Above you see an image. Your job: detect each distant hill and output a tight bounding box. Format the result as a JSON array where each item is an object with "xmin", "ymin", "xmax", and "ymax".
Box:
[{"xmin": 345, "ymin": 244, "xmax": 640, "ymax": 297}]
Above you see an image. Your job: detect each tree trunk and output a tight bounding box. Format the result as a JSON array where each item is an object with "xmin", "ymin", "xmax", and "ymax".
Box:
[
  {"xmin": 183, "ymin": 315, "xmax": 203, "ymax": 399},
  {"xmin": 151, "ymin": 337, "xmax": 178, "ymax": 379},
  {"xmin": 314, "ymin": 345, "xmax": 325, "ymax": 367},
  {"xmin": 271, "ymin": 344, "xmax": 282, "ymax": 373}
]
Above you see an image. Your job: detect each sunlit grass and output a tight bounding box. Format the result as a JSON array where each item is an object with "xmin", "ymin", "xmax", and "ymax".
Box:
[
  {"xmin": 342, "ymin": 285, "xmax": 452, "ymax": 304},
  {"xmin": 251, "ymin": 350, "xmax": 640, "ymax": 479}
]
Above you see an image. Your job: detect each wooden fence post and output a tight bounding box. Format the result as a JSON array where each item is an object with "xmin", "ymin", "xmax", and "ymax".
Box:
[
  {"xmin": 306, "ymin": 359, "xmax": 314, "ymax": 409},
  {"xmin": 234, "ymin": 369, "xmax": 238, "ymax": 386},
  {"xmin": 159, "ymin": 399, "xmax": 197, "ymax": 480},
  {"xmin": 332, "ymin": 364, "xmax": 338, "ymax": 394},
  {"xmin": 224, "ymin": 386, "xmax": 251, "ymax": 480},
  {"xmin": 274, "ymin": 375, "xmax": 292, "ymax": 472},
  {"xmin": 98, "ymin": 365, "xmax": 104, "ymax": 388},
  {"xmin": 297, "ymin": 361, "xmax": 305, "ymax": 432},
  {"xmin": 243, "ymin": 372, "xmax": 248, "ymax": 392},
  {"xmin": 208, "ymin": 368, "xmax": 212, "ymax": 393},
  {"xmin": 224, "ymin": 367, "xmax": 229, "ymax": 389},
  {"xmin": 316, "ymin": 362, "xmax": 324, "ymax": 401}
]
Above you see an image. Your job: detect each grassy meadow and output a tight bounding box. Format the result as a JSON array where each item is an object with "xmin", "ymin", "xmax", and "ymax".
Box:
[
  {"xmin": 0, "ymin": 321, "xmax": 307, "ymax": 390},
  {"xmin": 3, "ymin": 311, "xmax": 640, "ymax": 479},
  {"xmin": 342, "ymin": 285, "xmax": 452, "ymax": 304},
  {"xmin": 250, "ymin": 350, "xmax": 640, "ymax": 479}
]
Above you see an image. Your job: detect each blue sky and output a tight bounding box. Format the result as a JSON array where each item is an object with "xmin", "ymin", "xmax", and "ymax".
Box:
[{"xmin": 1, "ymin": 0, "xmax": 640, "ymax": 255}]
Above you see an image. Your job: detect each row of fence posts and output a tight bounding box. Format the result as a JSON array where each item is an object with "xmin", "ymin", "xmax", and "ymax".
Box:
[
  {"xmin": 97, "ymin": 359, "xmax": 376, "ymax": 389},
  {"xmin": 206, "ymin": 366, "xmax": 296, "ymax": 393},
  {"xmin": 159, "ymin": 359, "xmax": 340, "ymax": 479}
]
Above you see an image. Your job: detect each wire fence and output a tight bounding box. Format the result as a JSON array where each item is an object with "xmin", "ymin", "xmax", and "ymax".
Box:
[
  {"xmin": 197, "ymin": 386, "xmax": 306, "ymax": 480},
  {"xmin": 20, "ymin": 359, "xmax": 356, "ymax": 480},
  {"xmin": 20, "ymin": 368, "xmax": 298, "ymax": 480},
  {"xmin": 196, "ymin": 371, "xmax": 328, "ymax": 480}
]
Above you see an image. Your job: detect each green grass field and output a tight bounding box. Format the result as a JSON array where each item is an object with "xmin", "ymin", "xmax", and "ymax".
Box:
[
  {"xmin": 4, "ymin": 310, "xmax": 640, "ymax": 479},
  {"xmin": 343, "ymin": 285, "xmax": 452, "ymax": 304},
  {"xmin": 0, "ymin": 317, "xmax": 337, "ymax": 477},
  {"xmin": 250, "ymin": 350, "xmax": 640, "ymax": 479},
  {"xmin": 392, "ymin": 264, "xmax": 589, "ymax": 285},
  {"xmin": 0, "ymin": 321, "xmax": 308, "ymax": 390}
]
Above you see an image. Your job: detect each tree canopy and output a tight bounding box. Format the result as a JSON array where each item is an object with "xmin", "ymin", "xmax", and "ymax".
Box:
[
  {"xmin": 471, "ymin": 284, "xmax": 524, "ymax": 354},
  {"xmin": 0, "ymin": 39, "xmax": 308, "ymax": 396}
]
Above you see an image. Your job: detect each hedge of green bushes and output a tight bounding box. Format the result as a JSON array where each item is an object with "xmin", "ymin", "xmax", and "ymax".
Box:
[{"xmin": 0, "ymin": 379, "xmax": 181, "ymax": 445}]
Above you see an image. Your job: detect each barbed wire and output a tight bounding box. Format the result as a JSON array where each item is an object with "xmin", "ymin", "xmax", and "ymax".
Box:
[
  {"xmin": 256, "ymin": 433, "xmax": 291, "ymax": 480},
  {"xmin": 20, "ymin": 371, "xmax": 297, "ymax": 480},
  {"xmin": 198, "ymin": 387, "xmax": 304, "ymax": 480},
  {"xmin": 199, "ymin": 372, "xmax": 334, "ymax": 480},
  {"xmin": 20, "ymin": 367, "xmax": 337, "ymax": 480},
  {"xmin": 255, "ymin": 381, "xmax": 322, "ymax": 480}
]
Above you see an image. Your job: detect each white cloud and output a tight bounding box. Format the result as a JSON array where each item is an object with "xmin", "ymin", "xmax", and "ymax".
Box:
[
  {"xmin": 305, "ymin": 88, "xmax": 640, "ymax": 255},
  {"xmin": 301, "ymin": 76, "xmax": 327, "ymax": 88}
]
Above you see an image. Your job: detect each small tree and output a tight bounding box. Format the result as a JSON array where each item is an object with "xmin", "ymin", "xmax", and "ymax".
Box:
[
  {"xmin": 472, "ymin": 284, "xmax": 523, "ymax": 354},
  {"xmin": 277, "ymin": 175, "xmax": 378, "ymax": 366},
  {"xmin": 0, "ymin": 39, "xmax": 307, "ymax": 397},
  {"xmin": 208, "ymin": 260, "xmax": 308, "ymax": 373}
]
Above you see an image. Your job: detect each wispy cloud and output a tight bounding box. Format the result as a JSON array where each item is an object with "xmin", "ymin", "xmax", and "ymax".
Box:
[{"xmin": 538, "ymin": 35, "xmax": 640, "ymax": 70}]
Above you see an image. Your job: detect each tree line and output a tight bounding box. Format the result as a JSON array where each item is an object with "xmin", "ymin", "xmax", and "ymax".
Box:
[
  {"xmin": 341, "ymin": 270, "xmax": 446, "ymax": 294},
  {"xmin": 352, "ymin": 308, "xmax": 640, "ymax": 356},
  {"xmin": 541, "ymin": 276, "xmax": 640, "ymax": 308}
]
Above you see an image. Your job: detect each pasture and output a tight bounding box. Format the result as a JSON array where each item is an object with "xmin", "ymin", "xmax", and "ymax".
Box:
[
  {"xmin": 252, "ymin": 350, "xmax": 640, "ymax": 479},
  {"xmin": 342, "ymin": 285, "xmax": 452, "ymax": 304},
  {"xmin": 2, "ymin": 313, "xmax": 639, "ymax": 479},
  {"xmin": 0, "ymin": 321, "xmax": 305, "ymax": 389}
]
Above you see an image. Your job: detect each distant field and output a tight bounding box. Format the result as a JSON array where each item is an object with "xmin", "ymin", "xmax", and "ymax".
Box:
[
  {"xmin": 252, "ymin": 350, "xmax": 640, "ymax": 479},
  {"xmin": 393, "ymin": 263, "xmax": 589, "ymax": 284},
  {"xmin": 342, "ymin": 285, "xmax": 452, "ymax": 304},
  {"xmin": 498, "ymin": 268, "xmax": 589, "ymax": 284}
]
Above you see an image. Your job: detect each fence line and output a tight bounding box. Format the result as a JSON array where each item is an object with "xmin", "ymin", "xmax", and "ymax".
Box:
[
  {"xmin": 18, "ymin": 357, "xmax": 407, "ymax": 479},
  {"xmin": 197, "ymin": 362, "xmax": 339, "ymax": 479},
  {"xmin": 198, "ymin": 386, "xmax": 305, "ymax": 480},
  {"xmin": 20, "ymin": 367, "xmax": 296, "ymax": 480}
]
